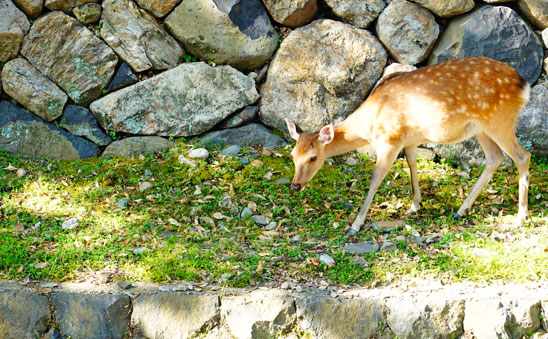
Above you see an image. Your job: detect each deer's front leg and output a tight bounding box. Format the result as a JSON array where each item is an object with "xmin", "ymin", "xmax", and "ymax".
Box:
[{"xmin": 349, "ymin": 144, "xmax": 401, "ymax": 235}]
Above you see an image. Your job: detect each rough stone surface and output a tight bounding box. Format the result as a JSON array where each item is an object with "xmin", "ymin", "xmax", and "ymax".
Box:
[
  {"xmin": 217, "ymin": 106, "xmax": 258, "ymax": 129},
  {"xmin": 377, "ymin": 0, "xmax": 439, "ymax": 65},
  {"xmin": 260, "ymin": 19, "xmax": 387, "ymax": 134},
  {"xmin": 45, "ymin": 0, "xmax": 99, "ymax": 12},
  {"xmin": 132, "ymin": 293, "xmax": 219, "ymax": 339},
  {"xmin": 344, "ymin": 242, "xmax": 380, "ymax": 254},
  {"xmin": 297, "ymin": 297, "xmax": 387, "ymax": 338},
  {"xmin": 52, "ymin": 292, "xmax": 131, "ymax": 339},
  {"xmin": 21, "ymin": 11, "xmax": 118, "ymax": 106},
  {"xmin": 2, "ymin": 58, "xmax": 67, "ymax": 122},
  {"xmin": 0, "ymin": 101, "xmax": 101, "ymax": 160},
  {"xmin": 386, "ymin": 293, "xmax": 465, "ymax": 338},
  {"xmin": 0, "ymin": 290, "xmax": 50, "ymax": 339},
  {"xmin": 100, "ymin": 0, "xmax": 184, "ymax": 72},
  {"xmin": 0, "ymin": 0, "xmax": 30, "ymax": 62},
  {"xmin": 262, "ymin": 0, "xmax": 318, "ymax": 28},
  {"xmin": 72, "ymin": 2, "xmax": 101, "ymax": 24},
  {"xmin": 13, "ymin": 0, "xmax": 42, "ymax": 18},
  {"xmin": 221, "ymin": 290, "xmax": 296, "ymax": 339},
  {"xmin": 322, "ymin": 0, "xmax": 386, "ymax": 28},
  {"xmin": 200, "ymin": 123, "xmax": 287, "ymax": 150},
  {"xmin": 517, "ymin": 0, "xmax": 548, "ymax": 29},
  {"xmin": 516, "ymin": 84, "xmax": 548, "ymax": 157},
  {"xmin": 136, "ymin": 0, "xmax": 182, "ymax": 18},
  {"xmin": 102, "ymin": 136, "xmax": 173, "ymax": 158},
  {"xmin": 165, "ymin": 0, "xmax": 279, "ymax": 71},
  {"xmin": 107, "ymin": 63, "xmax": 138, "ymax": 92},
  {"xmin": 410, "ymin": 0, "xmax": 474, "ymax": 18},
  {"xmin": 90, "ymin": 62, "xmax": 259, "ymax": 137},
  {"xmin": 429, "ymin": 5, "xmax": 543, "ymax": 84},
  {"xmin": 62, "ymin": 105, "xmax": 112, "ymax": 146}
]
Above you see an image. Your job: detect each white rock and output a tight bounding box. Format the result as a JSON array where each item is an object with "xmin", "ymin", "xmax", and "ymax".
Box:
[
  {"xmin": 139, "ymin": 181, "xmax": 154, "ymax": 192},
  {"xmin": 188, "ymin": 148, "xmax": 209, "ymax": 159},
  {"xmin": 319, "ymin": 254, "xmax": 336, "ymax": 268},
  {"xmin": 62, "ymin": 218, "xmax": 79, "ymax": 230},
  {"xmin": 178, "ymin": 155, "xmax": 196, "ymax": 167}
]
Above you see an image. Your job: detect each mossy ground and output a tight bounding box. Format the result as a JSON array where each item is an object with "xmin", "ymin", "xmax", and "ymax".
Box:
[{"xmin": 1, "ymin": 141, "xmax": 547, "ymax": 288}]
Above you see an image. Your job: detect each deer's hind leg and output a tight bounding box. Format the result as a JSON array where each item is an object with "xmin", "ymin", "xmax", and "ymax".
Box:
[
  {"xmin": 404, "ymin": 146, "xmax": 421, "ymax": 214},
  {"xmin": 454, "ymin": 132, "xmax": 505, "ymax": 219}
]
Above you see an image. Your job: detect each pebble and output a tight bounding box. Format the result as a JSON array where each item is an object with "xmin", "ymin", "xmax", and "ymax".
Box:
[
  {"xmin": 380, "ymin": 241, "xmax": 397, "ymax": 252},
  {"xmin": 295, "ymin": 286, "xmax": 303, "ymax": 293},
  {"xmin": 319, "ymin": 254, "xmax": 336, "ymax": 268},
  {"xmin": 239, "ymin": 157, "xmax": 250, "ymax": 165},
  {"xmin": 220, "ymin": 145, "xmax": 241, "ymax": 157},
  {"xmin": 346, "ymin": 157, "xmax": 358, "ymax": 166},
  {"xmin": 281, "ymin": 282, "xmax": 290, "ymax": 289},
  {"xmin": 265, "ymin": 221, "xmax": 277, "ymax": 231},
  {"xmin": 350, "ymin": 256, "xmax": 368, "ymax": 267},
  {"xmin": 16, "ymin": 168, "xmax": 27, "ymax": 177},
  {"xmin": 252, "ymin": 215, "xmax": 270, "ymax": 226},
  {"xmin": 344, "ymin": 242, "xmax": 379, "ymax": 254},
  {"xmin": 290, "ymin": 235, "xmax": 302, "ymax": 242},
  {"xmin": 134, "ymin": 247, "xmax": 147, "ymax": 254},
  {"xmin": 62, "ymin": 218, "xmax": 79, "ymax": 230},
  {"xmin": 276, "ymin": 177, "xmax": 291, "ymax": 185},
  {"xmin": 178, "ymin": 155, "xmax": 197, "ymax": 167},
  {"xmin": 116, "ymin": 198, "xmax": 129, "ymax": 208},
  {"xmin": 139, "ymin": 181, "xmax": 153, "ymax": 192},
  {"xmin": 240, "ymin": 207, "xmax": 253, "ymax": 218},
  {"xmin": 188, "ymin": 148, "xmax": 209, "ymax": 159},
  {"xmin": 144, "ymin": 169, "xmax": 153, "ymax": 176},
  {"xmin": 218, "ymin": 196, "xmax": 238, "ymax": 213},
  {"xmin": 263, "ymin": 171, "xmax": 273, "ymax": 180}
]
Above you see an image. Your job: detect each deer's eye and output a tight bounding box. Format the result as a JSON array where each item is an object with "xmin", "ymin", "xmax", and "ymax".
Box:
[{"xmin": 310, "ymin": 156, "xmax": 317, "ymax": 163}]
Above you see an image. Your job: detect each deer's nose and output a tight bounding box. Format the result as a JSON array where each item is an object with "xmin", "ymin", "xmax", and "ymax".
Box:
[{"xmin": 291, "ymin": 183, "xmax": 301, "ymax": 191}]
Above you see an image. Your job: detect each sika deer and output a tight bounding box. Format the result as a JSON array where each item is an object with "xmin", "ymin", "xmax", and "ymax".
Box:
[{"xmin": 286, "ymin": 57, "xmax": 531, "ymax": 235}]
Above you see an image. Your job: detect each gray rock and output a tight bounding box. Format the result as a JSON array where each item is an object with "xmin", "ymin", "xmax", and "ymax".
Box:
[
  {"xmin": 72, "ymin": 2, "xmax": 101, "ymax": 24},
  {"xmin": 319, "ymin": 254, "xmax": 336, "ymax": 267},
  {"xmin": 21, "ymin": 11, "xmax": 118, "ymax": 105},
  {"xmin": 240, "ymin": 207, "xmax": 253, "ymax": 218},
  {"xmin": 0, "ymin": 0, "xmax": 30, "ymax": 62},
  {"xmin": 165, "ymin": 0, "xmax": 279, "ymax": 71},
  {"xmin": 0, "ymin": 290, "xmax": 50, "ymax": 339},
  {"xmin": 136, "ymin": 0, "xmax": 181, "ymax": 18},
  {"xmin": 102, "ymin": 136, "xmax": 173, "ymax": 158},
  {"xmin": 326, "ymin": 0, "xmax": 387, "ymax": 28},
  {"xmin": 517, "ymin": 0, "xmax": 548, "ymax": 29},
  {"xmin": 262, "ymin": 0, "xmax": 318, "ymax": 28},
  {"xmin": 410, "ymin": 0, "xmax": 474, "ymax": 18},
  {"xmin": 188, "ymin": 148, "xmax": 209, "ymax": 159},
  {"xmin": 132, "ymin": 293, "xmax": 219, "ymax": 339},
  {"xmin": 429, "ymin": 5, "xmax": 543, "ymax": 84},
  {"xmin": 0, "ymin": 101, "xmax": 101, "ymax": 160},
  {"xmin": 386, "ymin": 293, "xmax": 465, "ymax": 338},
  {"xmin": 100, "ymin": 0, "xmax": 184, "ymax": 72},
  {"xmin": 62, "ymin": 217, "xmax": 79, "ymax": 230},
  {"xmin": 380, "ymin": 241, "xmax": 397, "ymax": 251},
  {"xmin": 62, "ymin": 105, "xmax": 112, "ymax": 146},
  {"xmin": 139, "ymin": 181, "xmax": 153, "ymax": 192},
  {"xmin": 200, "ymin": 123, "xmax": 287, "ymax": 150},
  {"xmin": 107, "ymin": 63, "xmax": 137, "ymax": 92},
  {"xmin": 297, "ymin": 297, "xmax": 388, "ymax": 338},
  {"xmin": 516, "ymin": 84, "xmax": 548, "ymax": 157},
  {"xmin": 52, "ymin": 292, "xmax": 131, "ymax": 339},
  {"xmin": 350, "ymin": 255, "xmax": 369, "ymax": 267},
  {"xmin": 220, "ymin": 145, "xmax": 241, "ymax": 157},
  {"xmin": 218, "ymin": 106, "xmax": 258, "ymax": 129},
  {"xmin": 13, "ymin": 0, "xmax": 43, "ymax": 18},
  {"xmin": 116, "ymin": 198, "xmax": 128, "ymax": 208},
  {"xmin": 372, "ymin": 220, "xmax": 405, "ymax": 233},
  {"xmin": 218, "ymin": 195, "xmax": 238, "ymax": 214},
  {"xmin": 45, "ymin": 0, "xmax": 99, "ymax": 12},
  {"xmin": 178, "ymin": 154, "xmax": 197, "ymax": 167},
  {"xmin": 2, "ymin": 58, "xmax": 67, "ymax": 122},
  {"xmin": 377, "ymin": 0, "xmax": 439, "ymax": 65},
  {"xmin": 260, "ymin": 19, "xmax": 387, "ymax": 134},
  {"xmin": 276, "ymin": 177, "xmax": 291, "ymax": 185},
  {"xmin": 90, "ymin": 62, "xmax": 259, "ymax": 137},
  {"xmin": 344, "ymin": 241, "xmax": 380, "ymax": 254},
  {"xmin": 265, "ymin": 221, "xmax": 277, "ymax": 230},
  {"xmin": 252, "ymin": 215, "xmax": 270, "ymax": 226},
  {"xmin": 221, "ymin": 290, "xmax": 296, "ymax": 339}
]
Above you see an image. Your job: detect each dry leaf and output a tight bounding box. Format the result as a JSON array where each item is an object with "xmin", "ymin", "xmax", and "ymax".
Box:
[
  {"xmin": 251, "ymin": 160, "xmax": 264, "ymax": 167},
  {"xmin": 213, "ymin": 212, "xmax": 228, "ymax": 220},
  {"xmin": 16, "ymin": 266, "xmax": 24, "ymax": 273},
  {"xmin": 168, "ymin": 218, "xmax": 181, "ymax": 227},
  {"xmin": 256, "ymin": 261, "xmax": 264, "ymax": 274}
]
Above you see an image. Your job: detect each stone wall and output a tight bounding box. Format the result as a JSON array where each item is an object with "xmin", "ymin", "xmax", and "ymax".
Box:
[
  {"xmin": 1, "ymin": 0, "xmax": 548, "ymax": 163},
  {"xmin": 2, "ymin": 281, "xmax": 548, "ymax": 338}
]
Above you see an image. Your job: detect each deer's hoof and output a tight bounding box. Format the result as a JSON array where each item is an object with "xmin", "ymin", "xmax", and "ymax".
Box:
[
  {"xmin": 347, "ymin": 228, "xmax": 358, "ymax": 236},
  {"xmin": 452, "ymin": 213, "xmax": 462, "ymax": 220}
]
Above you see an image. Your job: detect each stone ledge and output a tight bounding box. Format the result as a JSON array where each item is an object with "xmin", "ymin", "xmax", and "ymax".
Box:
[{"xmin": 1, "ymin": 280, "xmax": 548, "ymax": 338}]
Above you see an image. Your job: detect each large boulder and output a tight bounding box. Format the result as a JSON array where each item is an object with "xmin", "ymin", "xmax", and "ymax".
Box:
[
  {"xmin": 13, "ymin": 0, "xmax": 42, "ymax": 18},
  {"xmin": 165, "ymin": 0, "xmax": 279, "ymax": 71},
  {"xmin": 321, "ymin": 0, "xmax": 386, "ymax": 28},
  {"xmin": 429, "ymin": 5, "xmax": 543, "ymax": 84},
  {"xmin": 410, "ymin": 0, "xmax": 474, "ymax": 18},
  {"xmin": 100, "ymin": 0, "xmax": 184, "ymax": 72},
  {"xmin": 90, "ymin": 62, "xmax": 259, "ymax": 137},
  {"xmin": 21, "ymin": 11, "xmax": 118, "ymax": 106},
  {"xmin": 516, "ymin": 84, "xmax": 548, "ymax": 158},
  {"xmin": 517, "ymin": 0, "xmax": 548, "ymax": 29},
  {"xmin": 260, "ymin": 19, "xmax": 387, "ymax": 134},
  {"xmin": 136, "ymin": 0, "xmax": 182, "ymax": 18},
  {"xmin": 72, "ymin": 2, "xmax": 101, "ymax": 24},
  {"xmin": 199, "ymin": 123, "xmax": 287, "ymax": 149},
  {"xmin": 0, "ymin": 101, "xmax": 101, "ymax": 160},
  {"xmin": 0, "ymin": 290, "xmax": 50, "ymax": 339},
  {"xmin": 0, "ymin": 0, "xmax": 30, "ymax": 63},
  {"xmin": 44, "ymin": 0, "xmax": 99, "ymax": 12},
  {"xmin": 102, "ymin": 136, "xmax": 173, "ymax": 158},
  {"xmin": 2, "ymin": 58, "xmax": 67, "ymax": 122},
  {"xmin": 262, "ymin": 0, "xmax": 318, "ymax": 28},
  {"xmin": 376, "ymin": 0, "xmax": 439, "ymax": 65}
]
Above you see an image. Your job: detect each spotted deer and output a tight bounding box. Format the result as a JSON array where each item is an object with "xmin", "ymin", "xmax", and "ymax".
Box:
[{"xmin": 285, "ymin": 57, "xmax": 531, "ymax": 235}]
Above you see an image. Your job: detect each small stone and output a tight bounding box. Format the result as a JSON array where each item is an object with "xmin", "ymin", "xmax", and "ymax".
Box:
[
  {"xmin": 263, "ymin": 172, "xmax": 273, "ymax": 180},
  {"xmin": 344, "ymin": 242, "xmax": 379, "ymax": 254},
  {"xmin": 144, "ymin": 169, "xmax": 153, "ymax": 177},
  {"xmin": 62, "ymin": 218, "xmax": 79, "ymax": 230},
  {"xmin": 281, "ymin": 282, "xmax": 290, "ymax": 289},
  {"xmin": 117, "ymin": 282, "xmax": 133, "ymax": 290},
  {"xmin": 239, "ymin": 158, "xmax": 250, "ymax": 165},
  {"xmin": 319, "ymin": 254, "xmax": 336, "ymax": 268},
  {"xmin": 218, "ymin": 196, "xmax": 238, "ymax": 214},
  {"xmin": 380, "ymin": 241, "xmax": 397, "ymax": 252},
  {"xmin": 291, "ymin": 235, "xmax": 302, "ymax": 242},
  {"xmin": 350, "ymin": 256, "xmax": 369, "ymax": 267},
  {"xmin": 178, "ymin": 155, "xmax": 196, "ymax": 167},
  {"xmin": 265, "ymin": 222, "xmax": 277, "ymax": 231},
  {"xmin": 72, "ymin": 2, "xmax": 101, "ymax": 24},
  {"xmin": 252, "ymin": 215, "xmax": 270, "ymax": 226},
  {"xmin": 542, "ymin": 28, "xmax": 548, "ymax": 48},
  {"xmin": 346, "ymin": 157, "xmax": 358, "ymax": 166},
  {"xmin": 372, "ymin": 220, "xmax": 404, "ymax": 233},
  {"xmin": 134, "ymin": 247, "xmax": 147, "ymax": 254},
  {"xmin": 276, "ymin": 178, "xmax": 291, "ymax": 185},
  {"xmin": 139, "ymin": 182, "xmax": 153, "ymax": 192},
  {"xmin": 240, "ymin": 207, "xmax": 253, "ymax": 219},
  {"xmin": 295, "ymin": 286, "xmax": 303, "ymax": 293},
  {"xmin": 16, "ymin": 168, "xmax": 27, "ymax": 177},
  {"xmin": 200, "ymin": 216, "xmax": 215, "ymax": 226},
  {"xmin": 188, "ymin": 148, "xmax": 209, "ymax": 159},
  {"xmin": 116, "ymin": 198, "xmax": 129, "ymax": 208},
  {"xmin": 220, "ymin": 145, "xmax": 241, "ymax": 157}
]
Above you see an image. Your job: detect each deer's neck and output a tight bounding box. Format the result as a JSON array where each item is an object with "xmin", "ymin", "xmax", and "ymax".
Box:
[{"xmin": 324, "ymin": 124, "xmax": 369, "ymax": 158}]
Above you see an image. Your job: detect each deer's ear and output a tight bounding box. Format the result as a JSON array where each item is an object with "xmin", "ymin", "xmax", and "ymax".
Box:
[
  {"xmin": 285, "ymin": 118, "xmax": 302, "ymax": 141},
  {"xmin": 318, "ymin": 124, "xmax": 334, "ymax": 145}
]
